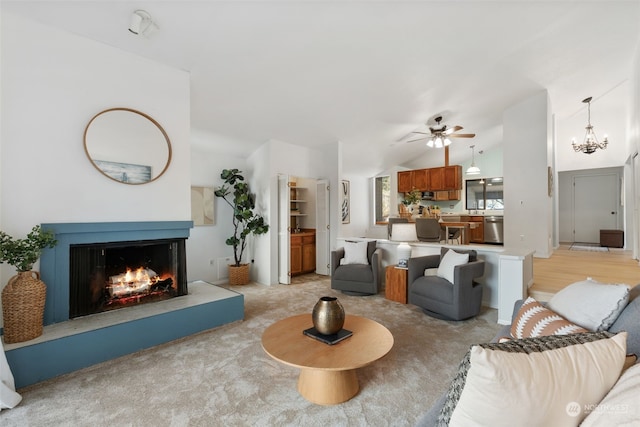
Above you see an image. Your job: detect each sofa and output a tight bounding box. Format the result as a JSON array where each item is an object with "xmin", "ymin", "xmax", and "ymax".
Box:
[
  {"xmin": 417, "ymin": 281, "xmax": 640, "ymax": 426},
  {"xmin": 408, "ymin": 248, "xmax": 485, "ymax": 321}
]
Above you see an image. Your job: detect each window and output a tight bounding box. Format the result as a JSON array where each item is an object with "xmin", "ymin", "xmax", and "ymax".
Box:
[
  {"xmin": 465, "ymin": 178, "xmax": 503, "ymax": 210},
  {"xmin": 374, "ymin": 176, "xmax": 390, "ymax": 223}
]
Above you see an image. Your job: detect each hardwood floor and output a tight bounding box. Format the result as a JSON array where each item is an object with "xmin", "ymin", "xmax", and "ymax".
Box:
[{"xmin": 529, "ymin": 244, "xmax": 639, "ymax": 301}]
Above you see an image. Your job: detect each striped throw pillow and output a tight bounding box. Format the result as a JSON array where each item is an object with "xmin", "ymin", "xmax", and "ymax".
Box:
[{"xmin": 511, "ymin": 297, "xmax": 588, "ymax": 339}]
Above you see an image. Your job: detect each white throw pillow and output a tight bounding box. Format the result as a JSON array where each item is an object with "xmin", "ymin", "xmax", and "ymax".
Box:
[
  {"xmin": 437, "ymin": 250, "xmax": 469, "ymax": 284},
  {"xmin": 424, "ymin": 268, "xmax": 438, "ymax": 276},
  {"xmin": 581, "ymin": 362, "xmax": 640, "ymax": 426},
  {"xmin": 339, "ymin": 241, "xmax": 369, "ymax": 265},
  {"xmin": 547, "ymin": 278, "xmax": 630, "ymax": 331},
  {"xmin": 449, "ymin": 332, "xmax": 627, "ymax": 427}
]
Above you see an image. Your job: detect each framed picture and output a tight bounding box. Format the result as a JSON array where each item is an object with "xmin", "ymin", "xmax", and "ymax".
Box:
[
  {"xmin": 93, "ymin": 160, "xmax": 151, "ymax": 184},
  {"xmin": 191, "ymin": 186, "xmax": 215, "ymax": 226},
  {"xmin": 341, "ymin": 180, "xmax": 350, "ymax": 224}
]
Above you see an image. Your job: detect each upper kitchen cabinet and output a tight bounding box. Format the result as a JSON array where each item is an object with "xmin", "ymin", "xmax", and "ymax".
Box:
[
  {"xmin": 413, "ymin": 169, "xmax": 429, "ymax": 190},
  {"xmin": 398, "ymin": 165, "xmax": 461, "ymax": 193},
  {"xmin": 398, "ymin": 171, "xmax": 413, "ymax": 192},
  {"xmin": 429, "ymin": 166, "xmax": 462, "ymax": 191},
  {"xmin": 397, "ymin": 169, "xmax": 429, "ymax": 192}
]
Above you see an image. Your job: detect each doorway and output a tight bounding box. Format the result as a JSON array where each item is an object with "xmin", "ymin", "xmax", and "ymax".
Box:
[
  {"xmin": 277, "ymin": 174, "xmax": 329, "ymax": 284},
  {"xmin": 559, "ymin": 168, "xmax": 621, "ymax": 244}
]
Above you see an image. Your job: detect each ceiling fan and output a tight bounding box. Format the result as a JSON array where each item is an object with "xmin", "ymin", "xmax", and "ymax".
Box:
[{"xmin": 406, "ymin": 116, "xmax": 475, "ymax": 148}]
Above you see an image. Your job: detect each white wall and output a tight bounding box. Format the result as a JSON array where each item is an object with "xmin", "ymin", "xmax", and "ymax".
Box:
[
  {"xmin": 1, "ymin": 13, "xmax": 190, "ymax": 285},
  {"xmin": 630, "ymin": 42, "xmax": 640, "ymax": 259},
  {"xmin": 187, "ymin": 146, "xmax": 247, "ymax": 283},
  {"xmin": 503, "ymin": 91, "xmax": 553, "ymax": 257}
]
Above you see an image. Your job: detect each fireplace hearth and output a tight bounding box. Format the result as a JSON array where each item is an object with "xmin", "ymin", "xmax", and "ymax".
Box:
[{"xmin": 69, "ymin": 238, "xmax": 187, "ymax": 318}]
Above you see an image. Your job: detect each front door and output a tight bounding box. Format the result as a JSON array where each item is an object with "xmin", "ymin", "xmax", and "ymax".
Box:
[{"xmin": 573, "ymin": 173, "xmax": 619, "ymax": 243}]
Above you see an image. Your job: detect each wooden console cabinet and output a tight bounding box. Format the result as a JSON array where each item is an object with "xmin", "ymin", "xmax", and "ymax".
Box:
[
  {"xmin": 385, "ymin": 265, "xmax": 408, "ymax": 304},
  {"xmin": 291, "ymin": 232, "xmax": 316, "ymax": 276}
]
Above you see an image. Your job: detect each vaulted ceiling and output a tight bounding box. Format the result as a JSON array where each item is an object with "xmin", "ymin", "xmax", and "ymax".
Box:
[{"xmin": 3, "ymin": 1, "xmax": 639, "ymax": 175}]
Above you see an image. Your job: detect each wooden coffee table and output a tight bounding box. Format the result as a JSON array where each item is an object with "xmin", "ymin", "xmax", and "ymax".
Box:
[{"xmin": 261, "ymin": 314, "xmax": 394, "ymax": 405}]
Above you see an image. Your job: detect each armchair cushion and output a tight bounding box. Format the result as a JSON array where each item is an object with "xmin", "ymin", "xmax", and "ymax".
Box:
[
  {"xmin": 437, "ymin": 250, "xmax": 469, "ymax": 283},
  {"xmin": 340, "ymin": 240, "xmax": 369, "ymax": 265}
]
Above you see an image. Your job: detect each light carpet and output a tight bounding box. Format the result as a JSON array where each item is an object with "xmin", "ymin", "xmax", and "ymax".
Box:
[{"xmin": 1, "ymin": 277, "xmax": 501, "ymax": 427}]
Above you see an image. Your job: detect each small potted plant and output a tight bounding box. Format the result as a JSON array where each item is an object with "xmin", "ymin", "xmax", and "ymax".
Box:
[
  {"xmin": 0, "ymin": 225, "xmax": 57, "ymax": 343},
  {"xmin": 402, "ymin": 188, "xmax": 422, "ymax": 215},
  {"xmin": 214, "ymin": 169, "xmax": 269, "ymax": 285}
]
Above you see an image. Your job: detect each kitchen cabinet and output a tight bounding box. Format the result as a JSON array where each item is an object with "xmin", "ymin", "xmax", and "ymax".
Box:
[
  {"xmin": 434, "ymin": 190, "xmax": 460, "ymax": 201},
  {"xmin": 399, "ymin": 165, "xmax": 462, "ymax": 193},
  {"xmin": 429, "ymin": 166, "xmax": 462, "ymax": 191},
  {"xmin": 397, "ymin": 169, "xmax": 429, "ymax": 192},
  {"xmin": 291, "ymin": 232, "xmax": 316, "ymax": 276},
  {"xmin": 413, "ymin": 169, "xmax": 429, "ymax": 191},
  {"xmin": 443, "ymin": 166, "xmax": 462, "ymax": 190},
  {"xmin": 468, "ymin": 216, "xmax": 485, "ymax": 243},
  {"xmin": 397, "ymin": 171, "xmax": 413, "ymax": 193}
]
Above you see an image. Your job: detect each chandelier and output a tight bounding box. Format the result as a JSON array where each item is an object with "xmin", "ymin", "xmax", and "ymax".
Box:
[{"xmin": 572, "ymin": 96, "xmax": 608, "ymax": 154}]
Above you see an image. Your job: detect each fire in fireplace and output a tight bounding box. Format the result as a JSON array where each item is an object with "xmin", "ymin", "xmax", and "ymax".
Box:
[{"xmin": 69, "ymin": 238, "xmax": 187, "ymax": 318}]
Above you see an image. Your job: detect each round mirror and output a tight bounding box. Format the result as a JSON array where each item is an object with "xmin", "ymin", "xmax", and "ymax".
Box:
[{"xmin": 84, "ymin": 108, "xmax": 172, "ymax": 184}]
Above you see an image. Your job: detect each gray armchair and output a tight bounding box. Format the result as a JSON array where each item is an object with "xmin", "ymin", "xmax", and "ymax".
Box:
[
  {"xmin": 407, "ymin": 248, "xmax": 485, "ymax": 320},
  {"xmin": 331, "ymin": 240, "xmax": 381, "ymax": 296}
]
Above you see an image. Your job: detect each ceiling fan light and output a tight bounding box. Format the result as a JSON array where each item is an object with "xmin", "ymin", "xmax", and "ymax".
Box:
[
  {"xmin": 444, "ymin": 138, "xmax": 452, "ymax": 146},
  {"xmin": 426, "ymin": 139, "xmax": 434, "ymax": 148},
  {"xmin": 434, "ymin": 137, "xmax": 443, "ymax": 148}
]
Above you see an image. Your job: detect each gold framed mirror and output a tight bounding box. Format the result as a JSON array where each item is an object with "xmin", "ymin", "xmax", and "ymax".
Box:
[{"xmin": 84, "ymin": 108, "xmax": 172, "ymax": 184}]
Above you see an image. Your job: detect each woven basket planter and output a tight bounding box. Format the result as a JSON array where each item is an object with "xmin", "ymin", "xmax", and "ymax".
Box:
[
  {"xmin": 2, "ymin": 271, "xmax": 46, "ymax": 343},
  {"xmin": 228, "ymin": 264, "xmax": 250, "ymax": 285}
]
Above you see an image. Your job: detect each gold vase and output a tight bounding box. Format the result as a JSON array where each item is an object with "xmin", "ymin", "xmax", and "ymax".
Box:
[
  {"xmin": 312, "ymin": 296, "xmax": 345, "ymax": 335},
  {"xmin": 2, "ymin": 271, "xmax": 46, "ymax": 343}
]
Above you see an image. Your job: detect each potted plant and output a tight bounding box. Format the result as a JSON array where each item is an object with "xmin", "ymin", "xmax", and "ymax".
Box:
[
  {"xmin": 0, "ymin": 225, "xmax": 57, "ymax": 343},
  {"xmin": 402, "ymin": 187, "xmax": 422, "ymax": 215},
  {"xmin": 214, "ymin": 169, "xmax": 269, "ymax": 285}
]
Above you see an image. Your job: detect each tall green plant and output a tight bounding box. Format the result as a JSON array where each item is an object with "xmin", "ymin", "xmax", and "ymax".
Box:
[
  {"xmin": 0, "ymin": 225, "xmax": 57, "ymax": 272},
  {"xmin": 214, "ymin": 169, "xmax": 269, "ymax": 267}
]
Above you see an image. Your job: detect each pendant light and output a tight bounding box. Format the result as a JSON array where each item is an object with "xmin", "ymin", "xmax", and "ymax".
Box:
[{"xmin": 466, "ymin": 145, "xmax": 481, "ymax": 175}]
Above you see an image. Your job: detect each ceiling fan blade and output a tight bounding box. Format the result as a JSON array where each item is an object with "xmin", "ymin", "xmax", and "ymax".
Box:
[
  {"xmin": 412, "ymin": 131, "xmax": 430, "ymax": 135},
  {"xmin": 406, "ymin": 137, "xmax": 428, "ymax": 143},
  {"xmin": 450, "ymin": 133, "xmax": 476, "ymax": 138},
  {"xmin": 443, "ymin": 125, "xmax": 463, "ymax": 135}
]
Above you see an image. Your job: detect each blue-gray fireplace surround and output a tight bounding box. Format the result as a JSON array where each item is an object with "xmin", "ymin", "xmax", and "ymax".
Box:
[{"xmin": 4, "ymin": 221, "xmax": 244, "ymax": 388}]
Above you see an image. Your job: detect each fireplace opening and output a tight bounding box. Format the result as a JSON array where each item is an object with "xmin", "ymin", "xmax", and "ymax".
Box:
[{"xmin": 69, "ymin": 239, "xmax": 187, "ymax": 319}]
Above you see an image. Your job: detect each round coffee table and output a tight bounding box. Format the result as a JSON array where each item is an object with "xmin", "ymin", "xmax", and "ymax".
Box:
[{"xmin": 261, "ymin": 314, "xmax": 394, "ymax": 405}]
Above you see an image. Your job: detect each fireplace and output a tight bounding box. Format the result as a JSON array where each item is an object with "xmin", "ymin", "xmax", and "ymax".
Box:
[
  {"xmin": 69, "ymin": 238, "xmax": 187, "ymax": 318},
  {"xmin": 40, "ymin": 221, "xmax": 193, "ymax": 325}
]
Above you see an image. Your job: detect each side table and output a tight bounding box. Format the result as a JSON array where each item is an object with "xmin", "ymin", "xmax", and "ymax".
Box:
[{"xmin": 385, "ymin": 265, "xmax": 408, "ymax": 304}]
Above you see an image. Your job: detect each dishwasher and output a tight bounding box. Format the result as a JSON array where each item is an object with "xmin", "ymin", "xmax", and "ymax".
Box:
[{"xmin": 484, "ymin": 216, "xmax": 504, "ymax": 244}]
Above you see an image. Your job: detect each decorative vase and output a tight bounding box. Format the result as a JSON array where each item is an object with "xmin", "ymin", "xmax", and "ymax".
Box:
[
  {"xmin": 1, "ymin": 271, "xmax": 46, "ymax": 344},
  {"xmin": 312, "ymin": 296, "xmax": 345, "ymax": 335},
  {"xmin": 228, "ymin": 264, "xmax": 250, "ymax": 285}
]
